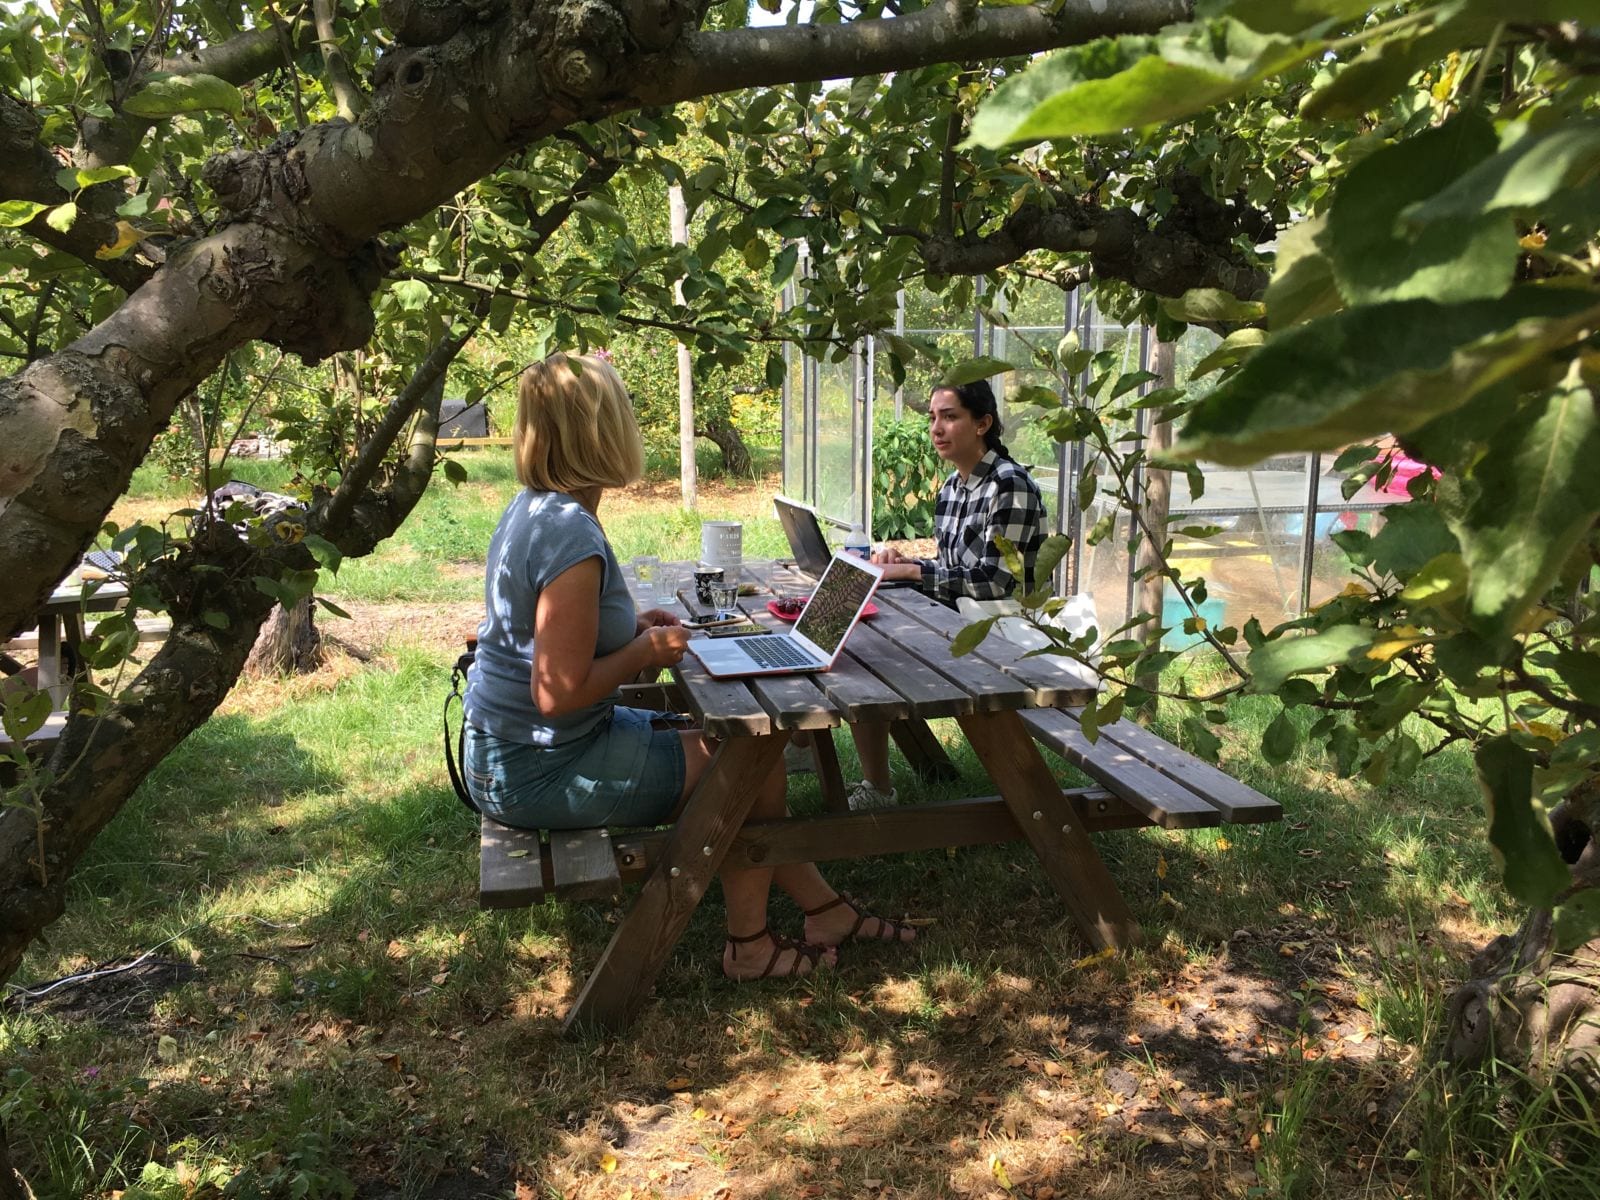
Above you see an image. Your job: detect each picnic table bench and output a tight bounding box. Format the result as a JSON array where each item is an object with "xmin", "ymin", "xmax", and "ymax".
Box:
[{"xmin": 477, "ymin": 560, "xmax": 1281, "ymax": 1033}]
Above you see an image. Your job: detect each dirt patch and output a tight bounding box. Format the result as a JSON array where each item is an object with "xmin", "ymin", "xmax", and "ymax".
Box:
[{"xmin": 6, "ymin": 955, "xmax": 198, "ymax": 1029}]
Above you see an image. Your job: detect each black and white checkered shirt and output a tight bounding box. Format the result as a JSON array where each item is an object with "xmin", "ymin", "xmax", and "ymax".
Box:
[{"xmin": 917, "ymin": 450, "xmax": 1046, "ymax": 602}]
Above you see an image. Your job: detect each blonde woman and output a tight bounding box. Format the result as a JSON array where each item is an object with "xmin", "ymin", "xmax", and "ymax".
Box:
[{"xmin": 462, "ymin": 353, "xmax": 913, "ymax": 980}]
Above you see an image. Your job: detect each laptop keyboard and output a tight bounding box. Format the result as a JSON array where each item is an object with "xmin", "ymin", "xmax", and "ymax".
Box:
[{"xmin": 738, "ymin": 636, "xmax": 819, "ymax": 669}]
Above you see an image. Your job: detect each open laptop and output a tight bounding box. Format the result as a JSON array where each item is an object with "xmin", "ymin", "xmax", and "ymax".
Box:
[
  {"xmin": 773, "ymin": 495, "xmax": 835, "ymax": 578},
  {"xmin": 687, "ymin": 553, "xmax": 884, "ymax": 679},
  {"xmin": 774, "ymin": 494, "xmax": 917, "ymax": 587}
]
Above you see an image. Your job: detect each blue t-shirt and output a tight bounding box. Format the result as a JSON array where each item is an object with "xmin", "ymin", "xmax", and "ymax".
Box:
[{"xmin": 464, "ymin": 490, "xmax": 638, "ymax": 745}]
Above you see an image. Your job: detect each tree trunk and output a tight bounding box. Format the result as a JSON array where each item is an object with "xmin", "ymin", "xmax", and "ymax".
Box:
[
  {"xmin": 696, "ymin": 416, "xmax": 753, "ymax": 478},
  {"xmin": 669, "ymin": 183, "xmax": 697, "ymax": 510},
  {"xmin": 244, "ymin": 597, "xmax": 322, "ymax": 676},
  {"xmin": 1446, "ymin": 804, "xmax": 1600, "ymax": 1097},
  {"xmin": 0, "ymin": 1121, "xmax": 36, "ymax": 1200}
]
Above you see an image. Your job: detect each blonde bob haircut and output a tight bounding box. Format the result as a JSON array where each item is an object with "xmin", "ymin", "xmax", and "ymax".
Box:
[{"xmin": 514, "ymin": 352, "xmax": 644, "ymax": 494}]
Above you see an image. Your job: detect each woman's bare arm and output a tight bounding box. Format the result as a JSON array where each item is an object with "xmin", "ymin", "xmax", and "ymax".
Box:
[{"xmin": 532, "ymin": 558, "xmax": 688, "ymax": 716}]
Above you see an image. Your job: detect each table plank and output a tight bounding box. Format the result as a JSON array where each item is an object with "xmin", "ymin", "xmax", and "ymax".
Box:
[
  {"xmin": 1018, "ymin": 709, "xmax": 1223, "ymax": 829},
  {"xmin": 1058, "ymin": 710, "xmax": 1283, "ymax": 824},
  {"xmin": 840, "ymin": 622, "xmax": 974, "ymax": 717},
  {"xmin": 862, "ymin": 601, "xmax": 1036, "ymax": 711},
  {"xmin": 880, "ymin": 588, "xmax": 1100, "ymax": 705}
]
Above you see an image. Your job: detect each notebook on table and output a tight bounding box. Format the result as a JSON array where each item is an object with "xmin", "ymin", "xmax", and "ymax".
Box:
[{"xmin": 686, "ymin": 552, "xmax": 884, "ymax": 679}]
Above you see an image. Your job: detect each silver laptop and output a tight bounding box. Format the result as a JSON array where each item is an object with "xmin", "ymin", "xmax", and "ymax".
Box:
[
  {"xmin": 773, "ymin": 495, "xmax": 834, "ymax": 578},
  {"xmin": 687, "ymin": 553, "xmax": 884, "ymax": 679}
]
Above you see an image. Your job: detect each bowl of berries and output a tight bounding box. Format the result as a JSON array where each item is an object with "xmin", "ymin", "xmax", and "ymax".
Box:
[{"xmin": 768, "ymin": 595, "xmax": 808, "ymax": 621}]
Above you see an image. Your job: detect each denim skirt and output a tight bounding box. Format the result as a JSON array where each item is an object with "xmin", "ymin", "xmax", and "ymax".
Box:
[{"xmin": 462, "ymin": 706, "xmax": 686, "ymax": 830}]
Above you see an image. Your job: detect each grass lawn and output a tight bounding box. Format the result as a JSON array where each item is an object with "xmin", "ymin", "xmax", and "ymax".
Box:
[{"xmin": 2, "ymin": 453, "xmax": 1585, "ymax": 1199}]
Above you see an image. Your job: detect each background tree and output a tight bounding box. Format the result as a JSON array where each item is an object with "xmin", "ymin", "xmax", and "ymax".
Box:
[
  {"xmin": 0, "ymin": 6, "xmax": 1196, "ymax": 1146},
  {"xmin": 959, "ymin": 0, "xmax": 1600, "ymax": 1090}
]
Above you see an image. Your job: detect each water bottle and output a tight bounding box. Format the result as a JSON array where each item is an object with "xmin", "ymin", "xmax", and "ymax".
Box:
[{"xmin": 843, "ymin": 523, "xmax": 871, "ymax": 560}]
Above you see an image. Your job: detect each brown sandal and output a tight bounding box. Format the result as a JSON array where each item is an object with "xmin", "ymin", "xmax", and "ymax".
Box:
[
  {"xmin": 724, "ymin": 927, "xmax": 832, "ymax": 980},
  {"xmin": 803, "ymin": 892, "xmax": 915, "ymax": 947}
]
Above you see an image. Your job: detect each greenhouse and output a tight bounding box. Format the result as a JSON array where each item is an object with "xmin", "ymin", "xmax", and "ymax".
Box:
[{"xmin": 781, "ymin": 276, "xmax": 1406, "ymax": 643}]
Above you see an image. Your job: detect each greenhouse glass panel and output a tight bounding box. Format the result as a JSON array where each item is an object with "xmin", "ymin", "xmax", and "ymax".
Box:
[{"xmin": 814, "ymin": 352, "xmax": 859, "ymax": 528}]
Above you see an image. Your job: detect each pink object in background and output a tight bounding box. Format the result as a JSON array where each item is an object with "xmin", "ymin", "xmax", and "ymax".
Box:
[{"xmin": 1377, "ymin": 450, "xmax": 1439, "ymax": 498}]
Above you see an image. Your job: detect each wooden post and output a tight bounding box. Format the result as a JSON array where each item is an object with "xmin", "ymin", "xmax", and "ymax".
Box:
[
  {"xmin": 1135, "ymin": 339, "xmax": 1175, "ymax": 714},
  {"xmin": 669, "ymin": 184, "xmax": 697, "ymax": 510}
]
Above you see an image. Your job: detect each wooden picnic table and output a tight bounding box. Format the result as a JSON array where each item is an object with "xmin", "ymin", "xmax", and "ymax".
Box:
[
  {"xmin": 559, "ymin": 559, "xmax": 1167, "ymax": 1033},
  {"xmin": 33, "ymin": 575, "xmax": 131, "ymax": 705}
]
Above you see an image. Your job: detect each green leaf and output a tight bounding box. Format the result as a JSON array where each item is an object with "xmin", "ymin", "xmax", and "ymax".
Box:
[
  {"xmin": 201, "ymin": 610, "xmax": 230, "ymax": 629},
  {"xmin": 122, "ymin": 72, "xmax": 244, "ymax": 118},
  {"xmin": 1456, "ymin": 372, "xmax": 1600, "ymax": 638},
  {"xmin": 1301, "ymin": 29, "xmax": 1446, "ymax": 122},
  {"xmin": 950, "ymin": 615, "xmax": 997, "ymax": 656},
  {"xmin": 939, "ymin": 356, "xmax": 1019, "ymax": 387},
  {"xmin": 1398, "ymin": 552, "xmax": 1468, "ymax": 607},
  {"xmin": 1249, "ymin": 625, "xmax": 1375, "ymax": 692},
  {"xmin": 1552, "ymin": 890, "xmax": 1600, "ymax": 953},
  {"xmin": 1404, "ymin": 118, "xmax": 1600, "ymax": 229},
  {"xmin": 1477, "ymin": 735, "xmax": 1569, "ymax": 909},
  {"xmin": 771, "ymin": 243, "xmax": 799, "ymax": 287},
  {"xmin": 573, "ymin": 196, "xmax": 626, "ymax": 233},
  {"xmin": 1552, "ymin": 650, "xmax": 1600, "ymax": 707},
  {"xmin": 1368, "ymin": 503, "xmax": 1459, "ymax": 582},
  {"xmin": 1160, "ymin": 288, "xmax": 1265, "ymax": 325},
  {"xmin": 967, "ymin": 19, "xmax": 1316, "ymax": 145},
  {"xmin": 391, "ymin": 280, "xmax": 431, "ymax": 311},
  {"xmin": 1190, "ymin": 328, "xmax": 1266, "ymax": 378},
  {"xmin": 1226, "ymin": 0, "xmax": 1372, "ymax": 33},
  {"xmin": 1327, "ymin": 115, "xmax": 1516, "ymax": 306},
  {"xmin": 44, "ymin": 202, "xmax": 77, "ymax": 232},
  {"xmin": 1, "ymin": 687, "xmax": 52, "ymax": 741},
  {"xmin": 0, "ymin": 200, "xmax": 49, "ymax": 227},
  {"xmin": 315, "ymin": 595, "xmax": 353, "ymax": 620},
  {"xmin": 302, "ymin": 533, "xmax": 343, "ymax": 574},
  {"xmin": 74, "ymin": 164, "xmax": 135, "ymax": 187},
  {"xmin": 442, "ymin": 458, "xmax": 468, "ymax": 485},
  {"xmin": 1264, "ymin": 214, "xmax": 1342, "ymax": 330},
  {"xmin": 1261, "ymin": 711, "xmax": 1298, "ymax": 764},
  {"xmin": 1182, "ymin": 716, "xmax": 1224, "ymax": 763},
  {"xmin": 1174, "ymin": 289, "xmax": 1596, "ymax": 466}
]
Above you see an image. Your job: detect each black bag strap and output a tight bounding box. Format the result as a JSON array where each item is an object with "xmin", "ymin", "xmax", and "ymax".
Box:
[{"xmin": 444, "ymin": 639, "xmax": 479, "ymax": 814}]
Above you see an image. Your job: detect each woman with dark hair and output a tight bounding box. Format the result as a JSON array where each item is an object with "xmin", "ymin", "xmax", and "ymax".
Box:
[{"xmin": 847, "ymin": 378, "xmax": 1046, "ymax": 809}]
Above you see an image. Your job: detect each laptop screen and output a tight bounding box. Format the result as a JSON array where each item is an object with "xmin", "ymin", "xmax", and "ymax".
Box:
[
  {"xmin": 773, "ymin": 495, "xmax": 833, "ymax": 576},
  {"xmin": 794, "ymin": 555, "xmax": 877, "ymax": 654}
]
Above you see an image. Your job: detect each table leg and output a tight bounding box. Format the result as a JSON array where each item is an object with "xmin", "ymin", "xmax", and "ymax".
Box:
[
  {"xmin": 36, "ymin": 617, "xmax": 65, "ymax": 706},
  {"xmin": 959, "ymin": 710, "xmax": 1141, "ymax": 951},
  {"xmin": 810, "ymin": 729, "xmax": 849, "ymax": 813},
  {"xmin": 890, "ymin": 718, "xmax": 961, "ymax": 783},
  {"xmin": 564, "ymin": 732, "xmax": 790, "ymax": 1034}
]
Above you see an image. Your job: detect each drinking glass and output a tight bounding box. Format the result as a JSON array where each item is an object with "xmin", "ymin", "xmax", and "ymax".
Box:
[
  {"xmin": 632, "ymin": 555, "xmax": 660, "ymax": 598},
  {"xmin": 653, "ymin": 562, "xmax": 679, "ymax": 607},
  {"xmin": 709, "ymin": 581, "xmax": 739, "ymax": 619}
]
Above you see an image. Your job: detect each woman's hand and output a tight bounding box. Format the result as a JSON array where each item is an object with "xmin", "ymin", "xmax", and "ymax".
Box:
[
  {"xmin": 636, "ymin": 607, "xmax": 682, "ymax": 632},
  {"xmin": 872, "ymin": 546, "xmax": 907, "ymax": 565},
  {"xmin": 637, "ymin": 624, "xmax": 690, "ymax": 669}
]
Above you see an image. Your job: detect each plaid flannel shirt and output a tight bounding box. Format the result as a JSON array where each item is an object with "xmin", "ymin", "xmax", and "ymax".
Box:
[{"xmin": 917, "ymin": 450, "xmax": 1046, "ymax": 602}]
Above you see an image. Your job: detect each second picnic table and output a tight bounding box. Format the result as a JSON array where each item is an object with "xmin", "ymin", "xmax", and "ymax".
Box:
[{"xmin": 544, "ymin": 559, "xmax": 1281, "ymax": 1033}]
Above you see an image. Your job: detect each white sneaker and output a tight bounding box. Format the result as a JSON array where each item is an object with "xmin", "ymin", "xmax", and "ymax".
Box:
[
  {"xmin": 784, "ymin": 741, "xmax": 814, "ymax": 774},
  {"xmin": 846, "ymin": 780, "xmax": 898, "ymax": 811}
]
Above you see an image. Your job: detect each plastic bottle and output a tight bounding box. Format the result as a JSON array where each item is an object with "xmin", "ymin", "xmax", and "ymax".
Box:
[{"xmin": 843, "ymin": 523, "xmax": 871, "ymax": 560}]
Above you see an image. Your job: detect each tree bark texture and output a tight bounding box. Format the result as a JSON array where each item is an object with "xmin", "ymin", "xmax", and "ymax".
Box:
[
  {"xmin": 669, "ymin": 182, "xmax": 697, "ymax": 510},
  {"xmin": 0, "ymin": 0, "xmax": 1186, "ymax": 645},
  {"xmin": 1446, "ymin": 806, "xmax": 1600, "ymax": 1096},
  {"xmin": 244, "ymin": 597, "xmax": 323, "ymax": 676},
  {"xmin": 697, "ymin": 415, "xmax": 753, "ymax": 478}
]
